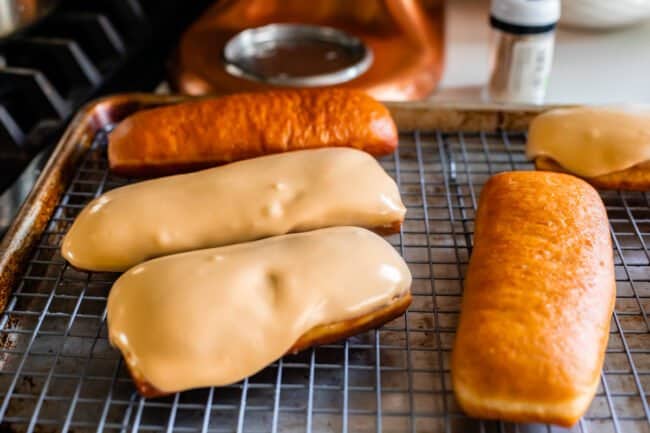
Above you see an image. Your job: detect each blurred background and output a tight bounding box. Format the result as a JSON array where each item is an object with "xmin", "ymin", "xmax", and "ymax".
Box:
[
  {"xmin": 0, "ymin": 0, "xmax": 649, "ymax": 231},
  {"xmin": 438, "ymin": 0, "xmax": 650, "ymax": 104}
]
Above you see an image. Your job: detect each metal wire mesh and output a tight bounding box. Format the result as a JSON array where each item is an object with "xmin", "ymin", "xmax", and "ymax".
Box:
[{"xmin": 0, "ymin": 126, "xmax": 649, "ymax": 433}]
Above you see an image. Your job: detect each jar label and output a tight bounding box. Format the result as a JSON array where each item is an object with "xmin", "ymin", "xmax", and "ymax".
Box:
[{"xmin": 508, "ymin": 39, "xmax": 554, "ymax": 104}]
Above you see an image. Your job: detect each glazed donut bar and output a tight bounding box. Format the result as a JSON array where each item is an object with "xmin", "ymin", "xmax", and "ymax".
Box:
[
  {"xmin": 527, "ymin": 106, "xmax": 650, "ymax": 190},
  {"xmin": 108, "ymin": 89, "xmax": 398, "ymax": 176},
  {"xmin": 107, "ymin": 227, "xmax": 413, "ymax": 397},
  {"xmin": 534, "ymin": 157, "xmax": 650, "ymax": 191},
  {"xmin": 62, "ymin": 148, "xmax": 406, "ymax": 272},
  {"xmin": 452, "ymin": 172, "xmax": 615, "ymax": 427}
]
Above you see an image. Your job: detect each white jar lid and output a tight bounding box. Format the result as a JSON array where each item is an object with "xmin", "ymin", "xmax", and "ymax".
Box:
[{"xmin": 491, "ymin": 0, "xmax": 561, "ymax": 27}]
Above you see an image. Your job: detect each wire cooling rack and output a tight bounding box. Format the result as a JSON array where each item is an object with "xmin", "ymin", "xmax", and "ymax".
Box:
[{"xmin": 0, "ymin": 127, "xmax": 649, "ymax": 433}]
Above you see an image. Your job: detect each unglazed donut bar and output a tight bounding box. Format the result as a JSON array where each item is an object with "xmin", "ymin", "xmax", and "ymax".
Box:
[
  {"xmin": 452, "ymin": 171, "xmax": 615, "ymax": 427},
  {"xmin": 527, "ymin": 106, "xmax": 650, "ymax": 190},
  {"xmin": 108, "ymin": 89, "xmax": 398, "ymax": 176},
  {"xmin": 107, "ymin": 227, "xmax": 412, "ymax": 397},
  {"xmin": 62, "ymin": 148, "xmax": 406, "ymax": 272}
]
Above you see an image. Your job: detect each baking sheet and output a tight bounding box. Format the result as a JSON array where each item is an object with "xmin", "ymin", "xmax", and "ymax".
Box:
[{"xmin": 0, "ymin": 95, "xmax": 647, "ymax": 433}]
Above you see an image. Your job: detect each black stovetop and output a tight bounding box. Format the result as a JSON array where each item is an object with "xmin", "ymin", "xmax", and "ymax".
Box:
[{"xmin": 0, "ymin": 0, "xmax": 214, "ymax": 232}]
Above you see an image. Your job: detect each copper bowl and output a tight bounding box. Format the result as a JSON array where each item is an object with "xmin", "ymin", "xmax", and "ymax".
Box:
[{"xmin": 169, "ymin": 0, "xmax": 445, "ymax": 101}]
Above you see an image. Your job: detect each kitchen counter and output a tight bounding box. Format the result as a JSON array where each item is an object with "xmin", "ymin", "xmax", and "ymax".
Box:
[{"xmin": 435, "ymin": 0, "xmax": 650, "ymax": 104}]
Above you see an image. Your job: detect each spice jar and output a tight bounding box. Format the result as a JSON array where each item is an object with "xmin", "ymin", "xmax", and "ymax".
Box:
[{"xmin": 486, "ymin": 0, "xmax": 560, "ymax": 104}]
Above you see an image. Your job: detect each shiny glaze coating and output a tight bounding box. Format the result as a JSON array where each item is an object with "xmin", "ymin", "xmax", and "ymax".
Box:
[
  {"xmin": 451, "ymin": 171, "xmax": 615, "ymax": 427},
  {"xmin": 63, "ymin": 148, "xmax": 406, "ymax": 272},
  {"xmin": 107, "ymin": 227, "xmax": 412, "ymax": 397},
  {"xmin": 108, "ymin": 89, "xmax": 398, "ymax": 176},
  {"xmin": 527, "ymin": 106, "xmax": 650, "ymax": 191}
]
